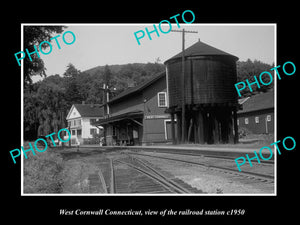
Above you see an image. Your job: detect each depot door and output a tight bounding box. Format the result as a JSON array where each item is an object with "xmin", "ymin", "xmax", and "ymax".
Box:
[{"xmin": 165, "ymin": 120, "xmax": 177, "ymax": 141}]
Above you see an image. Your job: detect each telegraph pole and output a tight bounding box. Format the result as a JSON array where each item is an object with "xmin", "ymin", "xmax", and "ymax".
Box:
[{"xmin": 171, "ymin": 28, "xmax": 198, "ymax": 143}]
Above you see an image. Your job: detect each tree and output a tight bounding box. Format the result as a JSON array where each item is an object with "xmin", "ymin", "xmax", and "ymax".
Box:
[
  {"xmin": 63, "ymin": 63, "xmax": 83, "ymax": 104},
  {"xmin": 103, "ymin": 64, "xmax": 112, "ymax": 87},
  {"xmin": 24, "ymin": 83, "xmax": 40, "ymax": 140},
  {"xmin": 63, "ymin": 63, "xmax": 80, "ymax": 78},
  {"xmin": 85, "ymin": 78, "xmax": 104, "ymax": 104},
  {"xmin": 236, "ymin": 59, "xmax": 274, "ymax": 97},
  {"xmin": 24, "ymin": 26, "xmax": 66, "ymax": 85},
  {"xmin": 35, "ymin": 75, "xmax": 68, "ymax": 137},
  {"xmin": 24, "ymin": 75, "xmax": 68, "ymax": 139}
]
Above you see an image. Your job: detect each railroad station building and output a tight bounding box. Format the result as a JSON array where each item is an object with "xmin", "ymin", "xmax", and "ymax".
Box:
[{"xmin": 93, "ymin": 71, "xmax": 173, "ymax": 145}]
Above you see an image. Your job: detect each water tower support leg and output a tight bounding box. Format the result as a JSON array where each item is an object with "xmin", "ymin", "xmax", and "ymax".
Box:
[
  {"xmin": 233, "ymin": 109, "xmax": 239, "ymax": 144},
  {"xmin": 197, "ymin": 110, "xmax": 205, "ymax": 144}
]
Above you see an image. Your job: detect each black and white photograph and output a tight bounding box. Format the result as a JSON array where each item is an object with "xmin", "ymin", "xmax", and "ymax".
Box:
[
  {"xmin": 21, "ymin": 24, "xmax": 276, "ymax": 195},
  {"xmin": 4, "ymin": 5, "xmax": 298, "ymax": 223}
]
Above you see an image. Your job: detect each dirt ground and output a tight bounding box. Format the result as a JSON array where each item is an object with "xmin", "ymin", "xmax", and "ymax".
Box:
[{"xmin": 58, "ymin": 148, "xmax": 274, "ymax": 194}]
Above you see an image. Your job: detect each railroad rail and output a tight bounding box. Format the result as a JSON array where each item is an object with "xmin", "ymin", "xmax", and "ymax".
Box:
[
  {"xmin": 127, "ymin": 151, "xmax": 274, "ymax": 183},
  {"xmin": 110, "ymin": 154, "xmax": 202, "ymax": 194},
  {"xmin": 129, "ymin": 148, "xmax": 275, "ymax": 164}
]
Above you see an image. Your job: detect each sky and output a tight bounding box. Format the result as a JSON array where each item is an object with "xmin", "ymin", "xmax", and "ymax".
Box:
[{"xmin": 30, "ymin": 24, "xmax": 275, "ymax": 82}]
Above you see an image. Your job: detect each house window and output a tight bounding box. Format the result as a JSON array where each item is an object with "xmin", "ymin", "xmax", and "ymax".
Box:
[
  {"xmin": 90, "ymin": 128, "xmax": 97, "ymax": 135},
  {"xmin": 90, "ymin": 119, "xmax": 96, "ymax": 125},
  {"xmin": 72, "ymin": 130, "xmax": 76, "ymax": 135},
  {"xmin": 255, "ymin": 116, "xmax": 259, "ymax": 123},
  {"xmin": 72, "ymin": 119, "xmax": 81, "ymax": 126},
  {"xmin": 158, "ymin": 92, "xmax": 167, "ymax": 107},
  {"xmin": 266, "ymin": 115, "xmax": 271, "ymax": 122},
  {"xmin": 245, "ymin": 118, "xmax": 249, "ymax": 125}
]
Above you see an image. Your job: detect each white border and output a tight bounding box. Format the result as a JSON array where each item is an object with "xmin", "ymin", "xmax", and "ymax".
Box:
[
  {"xmin": 21, "ymin": 23, "xmax": 277, "ymax": 196},
  {"xmin": 21, "ymin": 23, "xmax": 24, "ymax": 195},
  {"xmin": 274, "ymin": 23, "xmax": 277, "ymax": 196}
]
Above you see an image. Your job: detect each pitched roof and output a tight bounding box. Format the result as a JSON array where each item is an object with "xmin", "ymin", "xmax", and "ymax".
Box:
[
  {"xmin": 108, "ymin": 71, "xmax": 166, "ymax": 104},
  {"xmin": 73, "ymin": 104, "xmax": 104, "ymax": 117},
  {"xmin": 164, "ymin": 40, "xmax": 238, "ymax": 64},
  {"xmin": 93, "ymin": 109, "xmax": 143, "ymax": 126},
  {"xmin": 238, "ymin": 91, "xmax": 274, "ymax": 114}
]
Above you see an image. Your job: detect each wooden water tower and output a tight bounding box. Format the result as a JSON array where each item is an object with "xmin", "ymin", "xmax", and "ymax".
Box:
[{"xmin": 165, "ymin": 40, "xmax": 239, "ymax": 144}]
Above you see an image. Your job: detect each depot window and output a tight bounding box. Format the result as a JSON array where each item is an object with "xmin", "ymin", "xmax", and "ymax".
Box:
[
  {"xmin": 255, "ymin": 116, "xmax": 259, "ymax": 123},
  {"xmin": 158, "ymin": 92, "xmax": 167, "ymax": 107}
]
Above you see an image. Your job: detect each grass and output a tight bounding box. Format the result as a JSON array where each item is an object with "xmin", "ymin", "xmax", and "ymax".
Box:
[
  {"xmin": 23, "ymin": 142, "xmax": 64, "ymax": 193},
  {"xmin": 60, "ymin": 151, "xmax": 105, "ymax": 193},
  {"xmin": 62, "ymin": 158, "xmax": 91, "ymax": 193},
  {"xmin": 239, "ymin": 133, "xmax": 274, "ymax": 147},
  {"xmin": 23, "ymin": 144, "xmax": 106, "ymax": 194}
]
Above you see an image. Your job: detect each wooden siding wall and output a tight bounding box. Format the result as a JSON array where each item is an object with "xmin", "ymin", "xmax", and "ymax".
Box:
[
  {"xmin": 167, "ymin": 56, "xmax": 237, "ymax": 108},
  {"xmin": 142, "ymin": 76, "xmax": 169, "ymax": 143},
  {"xmin": 238, "ymin": 109, "xmax": 274, "ymax": 134},
  {"xmin": 142, "ymin": 76, "xmax": 167, "ymax": 116}
]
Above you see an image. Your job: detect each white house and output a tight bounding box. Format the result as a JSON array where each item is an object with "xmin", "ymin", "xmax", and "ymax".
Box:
[{"xmin": 66, "ymin": 103, "xmax": 104, "ymax": 145}]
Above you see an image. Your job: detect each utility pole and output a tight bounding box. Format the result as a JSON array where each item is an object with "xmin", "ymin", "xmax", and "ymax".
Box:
[
  {"xmin": 171, "ymin": 28, "xmax": 198, "ymax": 143},
  {"xmin": 103, "ymin": 83, "xmax": 107, "ymax": 116}
]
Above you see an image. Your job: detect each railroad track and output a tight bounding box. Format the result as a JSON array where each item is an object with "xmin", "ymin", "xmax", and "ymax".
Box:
[
  {"xmin": 110, "ymin": 155, "xmax": 202, "ymax": 194},
  {"xmin": 127, "ymin": 151, "xmax": 274, "ymax": 183},
  {"xmin": 130, "ymin": 148, "xmax": 275, "ymax": 164}
]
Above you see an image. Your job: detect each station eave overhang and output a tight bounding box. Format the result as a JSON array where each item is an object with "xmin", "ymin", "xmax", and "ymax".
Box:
[{"xmin": 92, "ymin": 110, "xmax": 144, "ymax": 126}]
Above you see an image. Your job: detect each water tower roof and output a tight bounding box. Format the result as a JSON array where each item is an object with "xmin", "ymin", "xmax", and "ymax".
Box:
[{"xmin": 164, "ymin": 40, "xmax": 239, "ymax": 64}]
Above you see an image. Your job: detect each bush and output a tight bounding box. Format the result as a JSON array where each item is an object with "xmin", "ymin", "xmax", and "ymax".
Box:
[
  {"xmin": 238, "ymin": 127, "xmax": 252, "ymax": 138},
  {"xmin": 23, "ymin": 143, "xmax": 64, "ymax": 193}
]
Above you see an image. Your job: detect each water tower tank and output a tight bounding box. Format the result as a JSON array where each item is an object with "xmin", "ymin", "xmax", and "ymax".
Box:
[
  {"xmin": 165, "ymin": 40, "xmax": 239, "ymax": 108},
  {"xmin": 165, "ymin": 40, "xmax": 239, "ymax": 144}
]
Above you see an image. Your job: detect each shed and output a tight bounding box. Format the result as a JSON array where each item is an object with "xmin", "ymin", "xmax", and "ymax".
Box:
[{"xmin": 238, "ymin": 91, "xmax": 274, "ymax": 134}]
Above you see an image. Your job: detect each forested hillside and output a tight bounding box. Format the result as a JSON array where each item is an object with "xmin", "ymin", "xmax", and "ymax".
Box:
[{"xmin": 24, "ymin": 59, "xmax": 274, "ymax": 140}]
